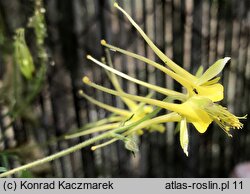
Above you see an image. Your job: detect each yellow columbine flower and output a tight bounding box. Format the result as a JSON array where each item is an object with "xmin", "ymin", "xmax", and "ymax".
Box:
[
  {"xmin": 82, "ymin": 76, "xmax": 210, "ymax": 132},
  {"xmin": 112, "ymin": 2, "xmax": 231, "ymax": 102},
  {"xmin": 81, "ymin": 3, "xmax": 246, "ymax": 156},
  {"xmin": 85, "ymin": 56, "xmax": 245, "ymax": 134},
  {"xmin": 82, "ymin": 76, "xmax": 246, "ymax": 156}
]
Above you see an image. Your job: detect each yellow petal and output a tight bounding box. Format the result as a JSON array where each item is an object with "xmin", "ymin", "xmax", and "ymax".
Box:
[
  {"xmin": 182, "ymin": 96, "xmax": 212, "ymax": 133},
  {"xmin": 172, "ymin": 96, "xmax": 212, "ymax": 133},
  {"xmin": 196, "ymin": 57, "xmax": 230, "ymax": 85},
  {"xmin": 201, "ymin": 77, "xmax": 220, "ymax": 86},
  {"xmin": 191, "ymin": 121, "xmax": 210, "ymax": 133},
  {"xmin": 178, "ymin": 103, "xmax": 212, "ymax": 133},
  {"xmin": 195, "ymin": 83, "xmax": 224, "ymax": 102},
  {"xmin": 180, "ymin": 118, "xmax": 189, "ymax": 156}
]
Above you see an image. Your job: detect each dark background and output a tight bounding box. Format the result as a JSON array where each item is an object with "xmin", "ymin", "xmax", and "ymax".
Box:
[{"xmin": 0, "ymin": 0, "xmax": 249, "ymax": 177}]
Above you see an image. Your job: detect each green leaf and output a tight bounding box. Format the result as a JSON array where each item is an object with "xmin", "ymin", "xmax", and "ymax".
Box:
[
  {"xmin": 0, "ymin": 167, "xmax": 7, "ymax": 173},
  {"xmin": 0, "ymin": 153, "xmax": 9, "ymax": 170},
  {"xmin": 19, "ymin": 170, "xmax": 33, "ymax": 178},
  {"xmin": 196, "ymin": 57, "xmax": 230, "ymax": 85}
]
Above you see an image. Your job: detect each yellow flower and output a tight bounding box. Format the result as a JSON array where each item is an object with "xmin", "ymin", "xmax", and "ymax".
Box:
[
  {"xmin": 81, "ymin": 3, "xmax": 246, "ymax": 156},
  {"xmin": 2, "ymin": 1, "xmax": 247, "ymax": 179},
  {"xmin": 82, "ymin": 76, "xmax": 246, "ymax": 156},
  {"xmin": 112, "ymin": 2, "xmax": 231, "ymax": 102},
  {"xmin": 82, "ymin": 77, "xmax": 208, "ymax": 132},
  {"xmin": 86, "ymin": 56, "xmax": 246, "ymax": 133}
]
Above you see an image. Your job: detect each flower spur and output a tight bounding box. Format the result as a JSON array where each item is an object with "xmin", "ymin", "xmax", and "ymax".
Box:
[
  {"xmin": 112, "ymin": 2, "xmax": 232, "ymax": 103},
  {"xmin": 66, "ymin": 51, "xmax": 166, "ymax": 151}
]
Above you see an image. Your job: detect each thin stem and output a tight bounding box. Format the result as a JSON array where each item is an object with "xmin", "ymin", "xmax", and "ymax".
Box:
[
  {"xmin": 79, "ymin": 115, "xmax": 123, "ymax": 130},
  {"xmin": 91, "ymin": 138, "xmax": 117, "ymax": 151},
  {"xmin": 104, "ymin": 49, "xmax": 137, "ymax": 110},
  {"xmin": 0, "ymin": 133, "xmax": 105, "ymax": 177},
  {"xmin": 91, "ymin": 112, "xmax": 181, "ymax": 150},
  {"xmin": 65, "ymin": 122, "xmax": 120, "ymax": 139}
]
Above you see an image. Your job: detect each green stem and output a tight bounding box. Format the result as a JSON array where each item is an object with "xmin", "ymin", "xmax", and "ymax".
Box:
[
  {"xmin": 0, "ymin": 97, "xmax": 167, "ymax": 177},
  {"xmin": 65, "ymin": 122, "xmax": 120, "ymax": 139},
  {"xmin": 0, "ymin": 133, "xmax": 105, "ymax": 178}
]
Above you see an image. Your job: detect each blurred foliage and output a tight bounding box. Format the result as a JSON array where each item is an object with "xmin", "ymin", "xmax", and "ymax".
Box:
[
  {"xmin": 0, "ymin": 167, "xmax": 7, "ymax": 173},
  {"xmin": 0, "ymin": 153, "xmax": 8, "ymax": 173},
  {"xmin": 0, "ymin": 0, "xmax": 48, "ymax": 177},
  {"xmin": 0, "ymin": 0, "xmax": 47, "ymax": 124},
  {"xmin": 0, "ymin": 152, "xmax": 33, "ymax": 177}
]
